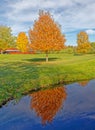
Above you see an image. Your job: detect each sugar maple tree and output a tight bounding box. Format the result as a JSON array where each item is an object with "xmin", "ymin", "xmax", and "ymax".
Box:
[
  {"xmin": 30, "ymin": 86, "xmax": 66, "ymax": 125},
  {"xmin": 16, "ymin": 32, "xmax": 29, "ymax": 52},
  {"xmin": 77, "ymin": 31, "xmax": 91, "ymax": 54},
  {"xmin": 29, "ymin": 11, "xmax": 66, "ymax": 62}
]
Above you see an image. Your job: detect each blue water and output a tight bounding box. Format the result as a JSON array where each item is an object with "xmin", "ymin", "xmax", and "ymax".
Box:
[{"xmin": 0, "ymin": 80, "xmax": 95, "ymax": 130}]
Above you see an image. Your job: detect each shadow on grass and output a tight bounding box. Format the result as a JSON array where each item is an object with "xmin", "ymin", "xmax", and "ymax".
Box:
[{"xmin": 24, "ymin": 58, "xmax": 59, "ymax": 62}]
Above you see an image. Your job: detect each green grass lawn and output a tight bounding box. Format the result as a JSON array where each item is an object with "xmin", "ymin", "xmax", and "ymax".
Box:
[{"xmin": 0, "ymin": 53, "xmax": 95, "ymax": 106}]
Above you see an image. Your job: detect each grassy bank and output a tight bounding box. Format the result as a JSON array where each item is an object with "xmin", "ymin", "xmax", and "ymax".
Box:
[{"xmin": 0, "ymin": 53, "xmax": 95, "ymax": 106}]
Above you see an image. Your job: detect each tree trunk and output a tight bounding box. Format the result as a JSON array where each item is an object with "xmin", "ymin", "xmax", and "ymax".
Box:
[{"xmin": 46, "ymin": 52, "xmax": 48, "ymax": 62}]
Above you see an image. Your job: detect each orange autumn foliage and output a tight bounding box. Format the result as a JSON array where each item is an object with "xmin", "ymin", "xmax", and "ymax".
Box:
[
  {"xmin": 16, "ymin": 32, "xmax": 29, "ymax": 52},
  {"xmin": 30, "ymin": 86, "xmax": 67, "ymax": 125},
  {"xmin": 78, "ymin": 80, "xmax": 89, "ymax": 87},
  {"xmin": 77, "ymin": 42, "xmax": 91, "ymax": 54},
  {"xmin": 77, "ymin": 31, "xmax": 91, "ymax": 54},
  {"xmin": 29, "ymin": 11, "xmax": 66, "ymax": 61},
  {"xmin": 77, "ymin": 31, "xmax": 89, "ymax": 46}
]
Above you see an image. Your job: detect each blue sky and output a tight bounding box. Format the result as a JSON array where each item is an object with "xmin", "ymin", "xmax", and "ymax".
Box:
[{"xmin": 0, "ymin": 0, "xmax": 95, "ymax": 45}]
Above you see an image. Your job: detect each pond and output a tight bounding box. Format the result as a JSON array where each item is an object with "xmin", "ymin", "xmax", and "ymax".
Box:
[{"xmin": 0, "ymin": 80, "xmax": 95, "ymax": 130}]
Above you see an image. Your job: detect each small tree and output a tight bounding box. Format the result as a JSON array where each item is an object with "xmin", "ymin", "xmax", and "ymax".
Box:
[
  {"xmin": 76, "ymin": 31, "xmax": 91, "ymax": 54},
  {"xmin": 16, "ymin": 32, "xmax": 29, "ymax": 52},
  {"xmin": 29, "ymin": 11, "xmax": 66, "ymax": 62},
  {"xmin": 77, "ymin": 31, "xmax": 89, "ymax": 45},
  {"xmin": 0, "ymin": 25, "xmax": 16, "ymax": 53}
]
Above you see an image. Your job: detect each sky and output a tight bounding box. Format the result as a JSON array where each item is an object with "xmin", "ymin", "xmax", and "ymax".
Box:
[{"xmin": 0, "ymin": 0, "xmax": 95, "ymax": 45}]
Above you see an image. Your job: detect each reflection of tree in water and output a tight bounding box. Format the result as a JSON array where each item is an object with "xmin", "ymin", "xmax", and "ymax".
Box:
[
  {"xmin": 78, "ymin": 80, "xmax": 89, "ymax": 87},
  {"xmin": 30, "ymin": 86, "xmax": 67, "ymax": 124}
]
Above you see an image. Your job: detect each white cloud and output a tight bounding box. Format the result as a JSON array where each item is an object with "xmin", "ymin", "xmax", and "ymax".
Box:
[
  {"xmin": 11, "ymin": 24, "xmax": 28, "ymax": 35},
  {"xmin": 1, "ymin": 0, "xmax": 95, "ymax": 45},
  {"xmin": 86, "ymin": 29, "xmax": 95, "ymax": 35},
  {"xmin": 8, "ymin": 0, "xmax": 74, "ymax": 12},
  {"xmin": 7, "ymin": 11, "xmax": 38, "ymax": 22}
]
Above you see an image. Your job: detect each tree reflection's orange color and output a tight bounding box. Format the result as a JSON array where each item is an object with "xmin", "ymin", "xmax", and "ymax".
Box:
[
  {"xmin": 30, "ymin": 86, "xmax": 66, "ymax": 124},
  {"xmin": 78, "ymin": 81, "xmax": 89, "ymax": 87}
]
